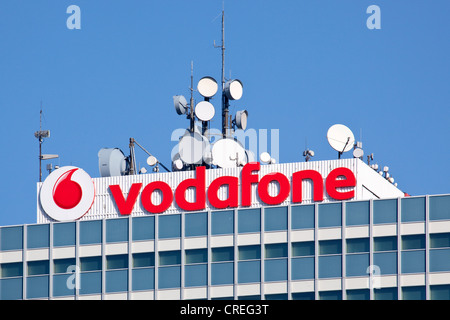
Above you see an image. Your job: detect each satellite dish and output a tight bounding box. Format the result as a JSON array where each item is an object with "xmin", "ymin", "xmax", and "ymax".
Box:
[
  {"xmin": 147, "ymin": 156, "xmax": 157, "ymax": 166},
  {"xmin": 195, "ymin": 101, "xmax": 215, "ymax": 122},
  {"xmin": 235, "ymin": 110, "xmax": 248, "ymax": 130},
  {"xmin": 178, "ymin": 132, "xmax": 209, "ymax": 165},
  {"xmin": 140, "ymin": 167, "xmax": 147, "ymax": 174},
  {"xmin": 98, "ymin": 148, "xmax": 128, "ymax": 177},
  {"xmin": 173, "ymin": 159, "xmax": 184, "ymax": 171},
  {"xmin": 224, "ymin": 79, "xmax": 243, "ymax": 100},
  {"xmin": 173, "ymin": 95, "xmax": 188, "ymax": 115},
  {"xmin": 197, "ymin": 77, "xmax": 218, "ymax": 98},
  {"xmin": 353, "ymin": 148, "xmax": 364, "ymax": 159},
  {"xmin": 212, "ymin": 138, "xmax": 246, "ymax": 168},
  {"xmin": 327, "ymin": 124, "xmax": 355, "ymax": 154},
  {"xmin": 260, "ymin": 152, "xmax": 271, "ymax": 164}
]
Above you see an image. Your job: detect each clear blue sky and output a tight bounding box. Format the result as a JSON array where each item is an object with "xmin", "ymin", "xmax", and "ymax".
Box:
[{"xmin": 0, "ymin": 1, "xmax": 449, "ymax": 226}]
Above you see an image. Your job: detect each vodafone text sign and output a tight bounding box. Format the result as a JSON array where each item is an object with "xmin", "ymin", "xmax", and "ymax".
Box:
[{"xmin": 109, "ymin": 162, "xmax": 356, "ymax": 216}]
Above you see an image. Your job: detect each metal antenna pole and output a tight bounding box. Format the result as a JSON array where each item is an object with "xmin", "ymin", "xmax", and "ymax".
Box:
[
  {"xmin": 39, "ymin": 105, "xmax": 42, "ymax": 182},
  {"xmin": 190, "ymin": 61, "xmax": 195, "ymax": 133}
]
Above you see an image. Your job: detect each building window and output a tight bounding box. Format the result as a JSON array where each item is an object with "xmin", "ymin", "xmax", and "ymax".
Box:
[
  {"xmin": 80, "ymin": 256, "xmax": 102, "ymax": 272},
  {"xmin": 238, "ymin": 209, "xmax": 260, "ymax": 234},
  {"xmin": 264, "ymin": 206, "xmax": 287, "ymax": 231},
  {"xmin": 318, "ymin": 203, "xmax": 341, "ymax": 228},
  {"xmin": 1, "ymin": 262, "xmax": 23, "ymax": 278},
  {"xmin": 106, "ymin": 270, "xmax": 128, "ymax": 293},
  {"xmin": 133, "ymin": 252, "xmax": 155, "ymax": 268},
  {"xmin": 238, "ymin": 245, "xmax": 261, "ymax": 283},
  {"xmin": 264, "ymin": 243, "xmax": 288, "ymax": 282},
  {"xmin": 238, "ymin": 245, "xmax": 261, "ymax": 260},
  {"xmin": 265, "ymin": 243, "xmax": 288, "ymax": 259},
  {"xmin": 211, "ymin": 210, "xmax": 234, "ymax": 235},
  {"xmin": 319, "ymin": 290, "xmax": 342, "ymax": 300},
  {"xmin": 185, "ymin": 212, "xmax": 207, "ymax": 237},
  {"xmin": 132, "ymin": 252, "xmax": 155, "ymax": 291},
  {"xmin": 158, "ymin": 266, "xmax": 181, "ymax": 289},
  {"xmin": 212, "ymin": 247, "xmax": 234, "ymax": 262},
  {"xmin": 291, "ymin": 205, "xmax": 314, "ymax": 230},
  {"xmin": 26, "ymin": 276, "xmax": 49, "ymax": 299},
  {"xmin": 185, "ymin": 249, "xmax": 207, "ymax": 264},
  {"xmin": 80, "ymin": 220, "xmax": 102, "ymax": 245},
  {"xmin": 402, "ymin": 286, "xmax": 426, "ymax": 300},
  {"xmin": 402, "ymin": 234, "xmax": 425, "ymax": 250},
  {"xmin": 346, "ymin": 201, "xmax": 369, "ymax": 226},
  {"xmin": 0, "ymin": 226, "xmax": 23, "ymax": 251},
  {"xmin": 106, "ymin": 218, "xmax": 128, "ymax": 243},
  {"xmin": 346, "ymin": 289, "xmax": 370, "ymax": 300},
  {"xmin": 159, "ymin": 251, "xmax": 181, "ymax": 266},
  {"xmin": 0, "ymin": 278, "xmax": 22, "ymax": 300},
  {"xmin": 80, "ymin": 271, "xmax": 102, "ymax": 295},
  {"xmin": 238, "ymin": 260, "xmax": 260, "ymax": 284},
  {"xmin": 373, "ymin": 236, "xmax": 397, "ymax": 275},
  {"xmin": 429, "ymin": 248, "xmax": 450, "ymax": 272},
  {"xmin": 211, "ymin": 262, "xmax": 233, "ymax": 285},
  {"xmin": 53, "ymin": 222, "xmax": 76, "ymax": 247},
  {"xmin": 346, "ymin": 238, "xmax": 369, "ymax": 253},
  {"xmin": 373, "ymin": 199, "xmax": 397, "ymax": 224},
  {"xmin": 27, "ymin": 260, "xmax": 49, "ymax": 276},
  {"xmin": 292, "ymin": 241, "xmax": 314, "ymax": 257},
  {"xmin": 53, "ymin": 259, "xmax": 76, "ymax": 297},
  {"xmin": 318, "ymin": 240, "xmax": 342, "ymax": 279},
  {"xmin": 430, "ymin": 233, "xmax": 450, "ymax": 249},
  {"xmin": 53, "ymin": 258, "xmax": 76, "ymax": 274},
  {"xmin": 292, "ymin": 240, "xmax": 315, "ymax": 280},
  {"xmin": 291, "ymin": 257, "xmax": 314, "ymax": 280},
  {"xmin": 106, "ymin": 254, "xmax": 128, "ymax": 270},
  {"xmin": 264, "ymin": 258, "xmax": 287, "ymax": 282},
  {"xmin": 374, "ymin": 236, "xmax": 397, "ymax": 252},
  {"xmin": 429, "ymin": 195, "xmax": 450, "ymax": 221},
  {"xmin": 185, "ymin": 264, "xmax": 207, "ymax": 287},
  {"xmin": 159, "ymin": 214, "xmax": 181, "ymax": 239},
  {"xmin": 346, "ymin": 253, "xmax": 369, "ymax": 277},
  {"xmin": 430, "ymin": 224, "xmax": 450, "ymax": 273},
  {"xmin": 132, "ymin": 268, "xmax": 154, "ymax": 291},
  {"xmin": 374, "ymin": 287, "xmax": 398, "ymax": 300},
  {"xmin": 319, "ymin": 240, "xmax": 342, "ymax": 255},
  {"xmin": 27, "ymin": 224, "xmax": 50, "ymax": 249},
  {"xmin": 401, "ymin": 197, "xmax": 425, "ymax": 222},
  {"xmin": 292, "ymin": 292, "xmax": 315, "ymax": 300},
  {"xmin": 430, "ymin": 284, "xmax": 450, "ymax": 300},
  {"xmin": 132, "ymin": 216, "xmax": 154, "ymax": 241}
]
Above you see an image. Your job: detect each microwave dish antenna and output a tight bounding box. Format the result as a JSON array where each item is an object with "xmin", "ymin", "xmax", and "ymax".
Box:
[{"xmin": 327, "ymin": 124, "xmax": 355, "ymax": 159}]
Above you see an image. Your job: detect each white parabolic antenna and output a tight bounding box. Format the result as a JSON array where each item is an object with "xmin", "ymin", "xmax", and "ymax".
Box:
[
  {"xmin": 224, "ymin": 80, "xmax": 243, "ymax": 100},
  {"xmin": 195, "ymin": 101, "xmax": 215, "ymax": 122},
  {"xmin": 178, "ymin": 132, "xmax": 209, "ymax": 165},
  {"xmin": 197, "ymin": 77, "xmax": 218, "ymax": 98},
  {"xmin": 212, "ymin": 138, "xmax": 246, "ymax": 168},
  {"xmin": 327, "ymin": 124, "xmax": 355, "ymax": 153}
]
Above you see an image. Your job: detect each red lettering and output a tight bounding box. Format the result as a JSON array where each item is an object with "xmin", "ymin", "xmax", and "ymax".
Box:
[
  {"xmin": 258, "ymin": 172, "xmax": 290, "ymax": 205},
  {"xmin": 292, "ymin": 170, "xmax": 324, "ymax": 203},
  {"xmin": 241, "ymin": 162, "xmax": 260, "ymax": 206},
  {"xmin": 325, "ymin": 167, "xmax": 356, "ymax": 200},
  {"xmin": 175, "ymin": 166, "xmax": 206, "ymax": 211},
  {"xmin": 141, "ymin": 181, "xmax": 173, "ymax": 214},
  {"xmin": 109, "ymin": 183, "xmax": 142, "ymax": 215},
  {"xmin": 207, "ymin": 176, "xmax": 239, "ymax": 209}
]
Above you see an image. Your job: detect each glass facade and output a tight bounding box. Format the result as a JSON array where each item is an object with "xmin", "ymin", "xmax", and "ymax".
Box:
[{"xmin": 1, "ymin": 194, "xmax": 450, "ymax": 300}]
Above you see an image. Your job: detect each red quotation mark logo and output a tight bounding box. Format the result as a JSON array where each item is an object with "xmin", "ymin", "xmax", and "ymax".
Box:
[
  {"xmin": 53, "ymin": 169, "xmax": 83, "ymax": 209},
  {"xmin": 40, "ymin": 166, "xmax": 95, "ymax": 222}
]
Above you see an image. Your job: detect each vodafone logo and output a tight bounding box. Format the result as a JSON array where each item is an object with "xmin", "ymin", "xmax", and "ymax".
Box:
[{"xmin": 40, "ymin": 166, "xmax": 95, "ymax": 222}]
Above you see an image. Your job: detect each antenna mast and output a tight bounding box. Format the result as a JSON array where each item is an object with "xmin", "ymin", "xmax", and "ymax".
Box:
[{"xmin": 215, "ymin": 9, "xmax": 229, "ymax": 138}]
